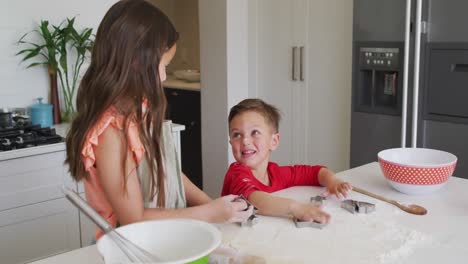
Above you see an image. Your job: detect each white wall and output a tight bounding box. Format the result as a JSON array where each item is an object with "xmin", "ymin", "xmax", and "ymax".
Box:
[
  {"xmin": 0, "ymin": 0, "xmax": 118, "ymax": 109},
  {"xmin": 199, "ymin": 0, "xmax": 250, "ymax": 197}
]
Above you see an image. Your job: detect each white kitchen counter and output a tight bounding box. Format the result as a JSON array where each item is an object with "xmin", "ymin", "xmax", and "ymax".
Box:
[
  {"xmin": 163, "ymin": 75, "xmax": 200, "ymax": 91},
  {"xmin": 0, "ymin": 143, "xmax": 65, "ymax": 161},
  {"xmin": 29, "ymin": 162, "xmax": 468, "ymax": 264}
]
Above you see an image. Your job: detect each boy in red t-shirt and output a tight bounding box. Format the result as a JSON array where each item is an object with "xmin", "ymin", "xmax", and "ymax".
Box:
[{"xmin": 222, "ymin": 98, "xmax": 352, "ymax": 223}]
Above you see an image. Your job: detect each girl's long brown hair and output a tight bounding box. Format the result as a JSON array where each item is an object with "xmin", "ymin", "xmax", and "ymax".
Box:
[{"xmin": 65, "ymin": 0, "xmax": 179, "ymax": 207}]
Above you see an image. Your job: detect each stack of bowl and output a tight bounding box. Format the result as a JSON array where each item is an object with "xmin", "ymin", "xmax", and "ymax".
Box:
[{"xmin": 173, "ymin": 70, "xmax": 200, "ymax": 82}]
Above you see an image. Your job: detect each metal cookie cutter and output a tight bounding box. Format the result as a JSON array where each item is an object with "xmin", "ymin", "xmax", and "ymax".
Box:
[
  {"xmin": 341, "ymin": 199, "xmax": 375, "ymax": 214},
  {"xmin": 234, "ymin": 195, "xmax": 259, "ymax": 227},
  {"xmin": 310, "ymin": 195, "xmax": 327, "ymax": 207},
  {"xmin": 241, "ymin": 214, "xmax": 259, "ymax": 227},
  {"xmin": 293, "ymin": 218, "xmax": 327, "ymax": 229}
]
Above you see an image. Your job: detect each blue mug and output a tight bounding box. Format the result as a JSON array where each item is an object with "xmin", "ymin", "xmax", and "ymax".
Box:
[{"xmin": 30, "ymin": 98, "xmax": 53, "ymax": 128}]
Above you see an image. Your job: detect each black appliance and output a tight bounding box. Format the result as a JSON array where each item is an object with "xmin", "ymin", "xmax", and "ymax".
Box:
[
  {"xmin": 0, "ymin": 123, "xmax": 63, "ymax": 151},
  {"xmin": 351, "ymin": 0, "xmax": 468, "ymax": 179},
  {"xmin": 165, "ymin": 87, "xmax": 203, "ymax": 190}
]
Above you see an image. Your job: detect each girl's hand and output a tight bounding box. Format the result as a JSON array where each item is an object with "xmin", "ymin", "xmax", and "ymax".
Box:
[
  {"xmin": 290, "ymin": 202, "xmax": 330, "ymax": 224},
  {"xmin": 322, "ymin": 179, "xmax": 352, "ymax": 200},
  {"xmin": 206, "ymin": 194, "xmax": 254, "ymax": 223}
]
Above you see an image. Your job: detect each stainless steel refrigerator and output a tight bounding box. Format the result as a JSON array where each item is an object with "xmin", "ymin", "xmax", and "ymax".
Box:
[{"xmin": 350, "ymin": 0, "xmax": 468, "ymax": 179}]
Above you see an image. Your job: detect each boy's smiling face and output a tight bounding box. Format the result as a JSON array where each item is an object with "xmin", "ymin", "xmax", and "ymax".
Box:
[{"xmin": 229, "ymin": 111, "xmax": 279, "ymax": 171}]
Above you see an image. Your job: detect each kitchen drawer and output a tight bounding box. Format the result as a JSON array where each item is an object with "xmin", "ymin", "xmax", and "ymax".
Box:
[
  {"xmin": 0, "ymin": 151, "xmax": 77, "ymax": 211},
  {"xmin": 0, "ymin": 197, "xmax": 80, "ymax": 264}
]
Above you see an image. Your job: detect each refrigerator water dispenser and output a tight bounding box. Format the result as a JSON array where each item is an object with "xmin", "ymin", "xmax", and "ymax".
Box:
[{"xmin": 355, "ymin": 47, "xmax": 401, "ymax": 115}]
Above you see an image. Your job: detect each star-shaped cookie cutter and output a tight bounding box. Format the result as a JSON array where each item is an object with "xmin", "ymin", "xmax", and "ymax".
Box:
[
  {"xmin": 310, "ymin": 195, "xmax": 327, "ymax": 207},
  {"xmin": 234, "ymin": 195, "xmax": 259, "ymax": 227},
  {"xmin": 341, "ymin": 199, "xmax": 375, "ymax": 214}
]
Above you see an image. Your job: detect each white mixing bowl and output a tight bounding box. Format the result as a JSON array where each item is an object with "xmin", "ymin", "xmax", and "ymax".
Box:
[{"xmin": 97, "ymin": 219, "xmax": 221, "ymax": 264}]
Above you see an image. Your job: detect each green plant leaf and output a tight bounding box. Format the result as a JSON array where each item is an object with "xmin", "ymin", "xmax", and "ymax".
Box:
[
  {"xmin": 21, "ymin": 47, "xmax": 42, "ymax": 61},
  {"xmin": 27, "ymin": 62, "xmax": 48, "ymax": 68},
  {"xmin": 39, "ymin": 20, "xmax": 53, "ymax": 44},
  {"xmin": 16, "ymin": 48, "xmax": 38, "ymax": 56},
  {"xmin": 81, "ymin": 28, "xmax": 93, "ymax": 43},
  {"xmin": 17, "ymin": 32, "xmax": 32, "ymax": 44},
  {"xmin": 59, "ymin": 53, "xmax": 68, "ymax": 72}
]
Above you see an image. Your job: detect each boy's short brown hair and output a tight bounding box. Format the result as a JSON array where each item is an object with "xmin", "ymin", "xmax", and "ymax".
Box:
[{"xmin": 228, "ymin": 98, "xmax": 281, "ymax": 133}]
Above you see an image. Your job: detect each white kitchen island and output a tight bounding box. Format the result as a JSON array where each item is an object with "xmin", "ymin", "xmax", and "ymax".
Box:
[{"xmin": 29, "ymin": 162, "xmax": 468, "ymax": 264}]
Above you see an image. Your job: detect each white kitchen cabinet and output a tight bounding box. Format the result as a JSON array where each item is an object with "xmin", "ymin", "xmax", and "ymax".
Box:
[
  {"xmin": 0, "ymin": 149, "xmax": 80, "ymax": 264},
  {"xmin": 249, "ymin": 0, "xmax": 352, "ymax": 171},
  {"xmin": 0, "ymin": 198, "xmax": 80, "ymax": 264},
  {"xmin": 0, "ymin": 123, "xmax": 184, "ymax": 264},
  {"xmin": 252, "ymin": 0, "xmax": 299, "ymax": 164}
]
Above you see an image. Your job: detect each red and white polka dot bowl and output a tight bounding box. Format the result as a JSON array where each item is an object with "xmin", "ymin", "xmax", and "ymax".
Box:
[{"xmin": 378, "ymin": 148, "xmax": 457, "ymax": 195}]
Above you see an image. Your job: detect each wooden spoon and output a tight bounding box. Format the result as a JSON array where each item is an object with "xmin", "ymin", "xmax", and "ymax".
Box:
[{"xmin": 352, "ymin": 186, "xmax": 428, "ymax": 215}]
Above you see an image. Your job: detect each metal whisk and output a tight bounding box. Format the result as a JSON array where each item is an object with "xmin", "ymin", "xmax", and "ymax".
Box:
[{"xmin": 63, "ymin": 187, "xmax": 162, "ymax": 263}]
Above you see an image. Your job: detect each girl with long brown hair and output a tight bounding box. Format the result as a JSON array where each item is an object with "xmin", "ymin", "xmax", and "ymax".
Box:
[{"xmin": 65, "ymin": 0, "xmax": 252, "ymax": 240}]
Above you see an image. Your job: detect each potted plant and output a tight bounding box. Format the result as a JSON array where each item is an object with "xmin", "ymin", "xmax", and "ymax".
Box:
[{"xmin": 16, "ymin": 18, "xmax": 94, "ymax": 122}]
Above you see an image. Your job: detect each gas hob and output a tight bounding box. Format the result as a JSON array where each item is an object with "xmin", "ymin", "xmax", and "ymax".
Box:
[{"xmin": 0, "ymin": 124, "xmax": 63, "ymax": 152}]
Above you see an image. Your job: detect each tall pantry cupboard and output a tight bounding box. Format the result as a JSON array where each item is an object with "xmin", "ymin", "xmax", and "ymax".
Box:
[{"xmin": 248, "ymin": 0, "xmax": 353, "ymax": 171}]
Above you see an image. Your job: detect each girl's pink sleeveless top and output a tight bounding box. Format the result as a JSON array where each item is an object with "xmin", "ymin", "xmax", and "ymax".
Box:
[{"xmin": 81, "ymin": 106, "xmax": 144, "ymax": 240}]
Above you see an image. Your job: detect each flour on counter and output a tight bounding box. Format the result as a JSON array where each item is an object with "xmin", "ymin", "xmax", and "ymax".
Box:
[
  {"xmin": 377, "ymin": 227, "xmax": 433, "ymax": 264},
  {"xmin": 218, "ymin": 201, "xmax": 434, "ymax": 264}
]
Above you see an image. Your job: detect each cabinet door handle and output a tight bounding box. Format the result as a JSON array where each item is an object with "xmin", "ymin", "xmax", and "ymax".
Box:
[
  {"xmin": 292, "ymin": 46, "xmax": 297, "ymax": 81},
  {"xmin": 171, "ymin": 91, "xmax": 179, "ymax": 96},
  {"xmin": 300, "ymin": 46, "xmax": 304, "ymax": 81}
]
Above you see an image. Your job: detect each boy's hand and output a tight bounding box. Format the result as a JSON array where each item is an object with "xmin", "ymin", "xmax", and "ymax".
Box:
[
  {"xmin": 207, "ymin": 194, "xmax": 254, "ymax": 223},
  {"xmin": 290, "ymin": 202, "xmax": 330, "ymax": 224},
  {"xmin": 322, "ymin": 179, "xmax": 352, "ymax": 200}
]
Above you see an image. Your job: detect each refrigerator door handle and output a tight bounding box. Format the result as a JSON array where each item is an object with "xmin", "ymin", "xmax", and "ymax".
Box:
[
  {"xmin": 401, "ymin": 0, "xmax": 412, "ymax": 148},
  {"xmin": 411, "ymin": 0, "xmax": 423, "ymax": 148}
]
